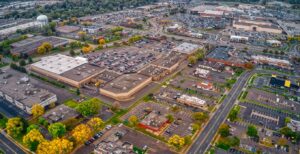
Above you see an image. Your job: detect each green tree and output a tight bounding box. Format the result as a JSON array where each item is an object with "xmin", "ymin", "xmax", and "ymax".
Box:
[
  {"xmin": 76, "ymin": 98, "xmax": 101, "ymax": 117},
  {"xmin": 166, "ymin": 114, "xmax": 174, "ymax": 123},
  {"xmin": 192, "ymin": 112, "xmax": 209, "ymax": 123},
  {"xmin": 247, "ymin": 125, "xmax": 258, "ymax": 137},
  {"xmin": 19, "ymin": 59, "xmax": 26, "ymax": 66},
  {"xmin": 27, "ymin": 124, "xmax": 39, "ymax": 133},
  {"xmin": 128, "ymin": 115, "xmax": 139, "ymax": 126},
  {"xmin": 188, "ymin": 56, "xmax": 197, "ymax": 64},
  {"xmin": 219, "ymin": 124, "xmax": 230, "ymax": 137},
  {"xmin": 48, "ymin": 123, "xmax": 67, "ymax": 138},
  {"xmin": 228, "ymin": 105, "xmax": 240, "ymax": 122}
]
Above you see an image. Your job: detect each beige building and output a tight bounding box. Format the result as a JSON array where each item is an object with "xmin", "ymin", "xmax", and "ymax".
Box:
[
  {"xmin": 100, "ymin": 73, "xmax": 152, "ymax": 101},
  {"xmin": 30, "ymin": 54, "xmax": 104, "ymax": 88},
  {"xmin": 233, "ymin": 17, "xmax": 282, "ymax": 34}
]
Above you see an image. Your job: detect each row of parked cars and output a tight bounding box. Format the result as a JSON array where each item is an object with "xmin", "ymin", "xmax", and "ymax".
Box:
[{"xmin": 84, "ymin": 125, "xmax": 112, "ymax": 146}]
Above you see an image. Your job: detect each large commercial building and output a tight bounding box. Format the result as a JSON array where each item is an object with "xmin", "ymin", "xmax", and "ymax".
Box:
[
  {"xmin": 173, "ymin": 42, "xmax": 201, "ymax": 55},
  {"xmin": 251, "ymin": 55, "xmax": 291, "ymax": 70},
  {"xmin": 30, "ymin": 54, "xmax": 104, "ymax": 88},
  {"xmin": 100, "ymin": 73, "xmax": 152, "ymax": 101},
  {"xmin": 177, "ymin": 94, "xmax": 208, "ymax": 110},
  {"xmin": 152, "ymin": 52, "xmax": 186, "ymax": 73},
  {"xmin": 233, "ymin": 16, "xmax": 283, "ymax": 34},
  {"xmin": 0, "ymin": 69, "xmax": 57, "ymax": 114},
  {"xmin": 10, "ymin": 36, "xmax": 69, "ymax": 56}
]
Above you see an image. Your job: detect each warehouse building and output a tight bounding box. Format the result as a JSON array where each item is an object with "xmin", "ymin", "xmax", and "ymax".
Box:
[
  {"xmin": 30, "ymin": 54, "xmax": 104, "ymax": 88},
  {"xmin": 0, "ymin": 69, "xmax": 57, "ymax": 114},
  {"xmin": 100, "ymin": 73, "xmax": 152, "ymax": 101}
]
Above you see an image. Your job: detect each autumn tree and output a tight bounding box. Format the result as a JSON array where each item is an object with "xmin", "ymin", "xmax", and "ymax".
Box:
[
  {"xmin": 168, "ymin": 135, "xmax": 185, "ymax": 149},
  {"xmin": 81, "ymin": 45, "xmax": 93, "ymax": 54},
  {"xmin": 71, "ymin": 124, "xmax": 92, "ymax": 144},
  {"xmin": 87, "ymin": 117, "xmax": 104, "ymax": 133},
  {"xmin": 98, "ymin": 38, "xmax": 106, "ymax": 45},
  {"xmin": 6, "ymin": 117, "xmax": 24, "ymax": 138},
  {"xmin": 48, "ymin": 123, "xmax": 66, "ymax": 138},
  {"xmin": 31, "ymin": 104, "xmax": 44, "ymax": 118},
  {"xmin": 37, "ymin": 138, "xmax": 73, "ymax": 154},
  {"xmin": 37, "ymin": 46, "xmax": 46, "ymax": 54},
  {"xmin": 188, "ymin": 56, "xmax": 197, "ymax": 64},
  {"xmin": 277, "ymin": 138, "xmax": 288, "ymax": 146},
  {"xmin": 128, "ymin": 115, "xmax": 139, "ymax": 126},
  {"xmin": 42, "ymin": 42, "xmax": 52, "ymax": 53},
  {"xmin": 23, "ymin": 129, "xmax": 45, "ymax": 151},
  {"xmin": 78, "ymin": 31, "xmax": 87, "ymax": 41}
]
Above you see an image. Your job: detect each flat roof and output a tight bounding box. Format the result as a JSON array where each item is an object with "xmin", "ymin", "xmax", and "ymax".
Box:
[
  {"xmin": 56, "ymin": 25, "xmax": 80, "ymax": 33},
  {"xmin": 43, "ymin": 104, "xmax": 80, "ymax": 123},
  {"xmin": 173, "ymin": 42, "xmax": 200, "ymax": 54},
  {"xmin": 207, "ymin": 46, "xmax": 233, "ymax": 60},
  {"xmin": 60, "ymin": 63, "xmax": 104, "ymax": 82},
  {"xmin": 152, "ymin": 52, "xmax": 185, "ymax": 68},
  {"xmin": 0, "ymin": 69, "xmax": 56, "ymax": 108},
  {"xmin": 31, "ymin": 54, "xmax": 88, "ymax": 75},
  {"xmin": 101, "ymin": 73, "xmax": 150, "ymax": 94},
  {"xmin": 139, "ymin": 65, "xmax": 167, "ymax": 77}
]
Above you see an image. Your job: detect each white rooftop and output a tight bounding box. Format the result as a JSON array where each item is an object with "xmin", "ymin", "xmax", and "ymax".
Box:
[
  {"xmin": 31, "ymin": 54, "xmax": 88, "ymax": 74},
  {"xmin": 173, "ymin": 42, "xmax": 200, "ymax": 54},
  {"xmin": 179, "ymin": 94, "xmax": 206, "ymax": 105}
]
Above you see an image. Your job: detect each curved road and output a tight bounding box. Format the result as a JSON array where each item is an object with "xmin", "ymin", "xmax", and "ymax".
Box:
[{"xmin": 188, "ymin": 71, "xmax": 253, "ymax": 154}]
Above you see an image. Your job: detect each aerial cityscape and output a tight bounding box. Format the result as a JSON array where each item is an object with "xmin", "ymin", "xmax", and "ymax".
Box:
[{"xmin": 0, "ymin": 0, "xmax": 299, "ymax": 154}]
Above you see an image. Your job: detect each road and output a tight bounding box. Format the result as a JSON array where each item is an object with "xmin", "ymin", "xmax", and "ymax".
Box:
[
  {"xmin": 188, "ymin": 71, "xmax": 253, "ymax": 154},
  {"xmin": 0, "ymin": 132, "xmax": 27, "ymax": 154}
]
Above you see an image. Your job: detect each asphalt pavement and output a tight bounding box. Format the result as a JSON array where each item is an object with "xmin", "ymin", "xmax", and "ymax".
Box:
[
  {"xmin": 0, "ymin": 132, "xmax": 27, "ymax": 154},
  {"xmin": 188, "ymin": 71, "xmax": 253, "ymax": 154}
]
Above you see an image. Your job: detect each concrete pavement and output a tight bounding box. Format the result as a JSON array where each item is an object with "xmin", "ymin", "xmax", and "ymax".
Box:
[
  {"xmin": 188, "ymin": 71, "xmax": 253, "ymax": 154},
  {"xmin": 0, "ymin": 132, "xmax": 27, "ymax": 154}
]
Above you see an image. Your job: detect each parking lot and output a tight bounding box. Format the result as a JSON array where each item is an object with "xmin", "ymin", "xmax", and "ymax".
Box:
[{"xmin": 240, "ymin": 102, "xmax": 300, "ymax": 130}]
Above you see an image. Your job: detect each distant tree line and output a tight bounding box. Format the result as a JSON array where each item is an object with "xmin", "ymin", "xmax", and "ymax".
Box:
[{"xmin": 3, "ymin": 0, "xmax": 159, "ymax": 20}]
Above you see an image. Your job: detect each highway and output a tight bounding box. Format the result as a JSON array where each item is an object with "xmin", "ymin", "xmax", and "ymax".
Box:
[
  {"xmin": 0, "ymin": 132, "xmax": 27, "ymax": 154},
  {"xmin": 188, "ymin": 71, "xmax": 253, "ymax": 154}
]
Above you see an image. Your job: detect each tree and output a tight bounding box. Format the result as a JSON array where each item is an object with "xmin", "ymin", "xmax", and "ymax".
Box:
[
  {"xmin": 111, "ymin": 101, "xmax": 120, "ymax": 112},
  {"xmin": 28, "ymin": 57, "xmax": 33, "ymax": 63},
  {"xmin": 76, "ymin": 98, "xmax": 101, "ymax": 117},
  {"xmin": 31, "ymin": 104, "xmax": 44, "ymax": 117},
  {"xmin": 247, "ymin": 125, "xmax": 258, "ymax": 137},
  {"xmin": 87, "ymin": 117, "xmax": 104, "ymax": 133},
  {"xmin": 166, "ymin": 114, "xmax": 174, "ymax": 123},
  {"xmin": 192, "ymin": 112, "xmax": 209, "ymax": 123},
  {"xmin": 70, "ymin": 49, "xmax": 75, "ymax": 56},
  {"xmin": 188, "ymin": 56, "xmax": 197, "ymax": 64},
  {"xmin": 191, "ymin": 123, "xmax": 200, "ymax": 134},
  {"xmin": 128, "ymin": 115, "xmax": 139, "ymax": 126},
  {"xmin": 19, "ymin": 59, "xmax": 26, "ymax": 66},
  {"xmin": 37, "ymin": 46, "xmax": 46, "ymax": 54},
  {"xmin": 23, "ymin": 129, "xmax": 45, "ymax": 151},
  {"xmin": 81, "ymin": 45, "xmax": 92, "ymax": 54},
  {"xmin": 78, "ymin": 31, "xmax": 87, "ymax": 41},
  {"xmin": 285, "ymin": 117, "xmax": 291, "ymax": 125},
  {"xmin": 98, "ymin": 38, "xmax": 106, "ymax": 45},
  {"xmin": 219, "ymin": 124, "xmax": 230, "ymax": 137},
  {"xmin": 168, "ymin": 135, "xmax": 185, "ymax": 149},
  {"xmin": 27, "ymin": 124, "xmax": 39, "ymax": 133},
  {"xmin": 48, "ymin": 123, "xmax": 66, "ymax": 138},
  {"xmin": 277, "ymin": 137, "xmax": 288, "ymax": 146},
  {"xmin": 128, "ymin": 35, "xmax": 143, "ymax": 43},
  {"xmin": 228, "ymin": 105, "xmax": 240, "ymax": 122},
  {"xmin": 42, "ymin": 42, "xmax": 52, "ymax": 53},
  {"xmin": 76, "ymin": 88, "xmax": 80, "ymax": 96},
  {"xmin": 279, "ymin": 127, "xmax": 294, "ymax": 138},
  {"xmin": 6, "ymin": 117, "xmax": 24, "ymax": 138},
  {"xmin": 37, "ymin": 138, "xmax": 73, "ymax": 154},
  {"xmin": 71, "ymin": 124, "xmax": 92, "ymax": 144}
]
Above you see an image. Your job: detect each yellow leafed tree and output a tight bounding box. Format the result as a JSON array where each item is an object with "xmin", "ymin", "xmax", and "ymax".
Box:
[
  {"xmin": 71, "ymin": 124, "xmax": 92, "ymax": 144},
  {"xmin": 31, "ymin": 104, "xmax": 44, "ymax": 117},
  {"xmin": 6, "ymin": 117, "xmax": 24, "ymax": 138},
  {"xmin": 37, "ymin": 138, "xmax": 73, "ymax": 154},
  {"xmin": 98, "ymin": 38, "xmax": 106, "ymax": 45},
  {"xmin": 168, "ymin": 135, "xmax": 185, "ymax": 148},
  {"xmin": 42, "ymin": 42, "xmax": 52, "ymax": 53},
  {"xmin": 87, "ymin": 117, "xmax": 104, "ymax": 133},
  {"xmin": 23, "ymin": 129, "xmax": 45, "ymax": 151},
  {"xmin": 37, "ymin": 46, "xmax": 46, "ymax": 54},
  {"xmin": 81, "ymin": 45, "xmax": 92, "ymax": 54}
]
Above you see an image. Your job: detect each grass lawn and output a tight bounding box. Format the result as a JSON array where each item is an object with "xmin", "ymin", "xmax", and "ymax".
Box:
[{"xmin": 64, "ymin": 100, "xmax": 79, "ymax": 109}]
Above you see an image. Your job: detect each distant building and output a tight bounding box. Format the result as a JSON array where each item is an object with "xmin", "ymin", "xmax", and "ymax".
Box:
[
  {"xmin": 233, "ymin": 16, "xmax": 282, "ymax": 34},
  {"xmin": 266, "ymin": 40, "xmax": 281, "ymax": 47},
  {"xmin": 82, "ymin": 26, "xmax": 102, "ymax": 34},
  {"xmin": 177, "ymin": 94, "xmax": 208, "ymax": 109},
  {"xmin": 197, "ymin": 81, "xmax": 214, "ymax": 91},
  {"xmin": 173, "ymin": 42, "xmax": 201, "ymax": 55},
  {"xmin": 194, "ymin": 68, "xmax": 210, "ymax": 78},
  {"xmin": 56, "ymin": 25, "xmax": 80, "ymax": 34},
  {"xmin": 287, "ymin": 119, "xmax": 300, "ymax": 132},
  {"xmin": 251, "ymin": 55, "xmax": 291, "ymax": 70},
  {"xmin": 0, "ymin": 69, "xmax": 57, "ymax": 114},
  {"xmin": 278, "ymin": 21, "xmax": 300, "ymax": 37},
  {"xmin": 36, "ymin": 15, "xmax": 48, "ymax": 27},
  {"xmin": 230, "ymin": 35, "xmax": 249, "ymax": 43}
]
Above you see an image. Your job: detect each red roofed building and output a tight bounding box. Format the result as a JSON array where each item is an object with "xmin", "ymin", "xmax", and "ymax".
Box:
[{"xmin": 196, "ymin": 81, "xmax": 214, "ymax": 91}]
